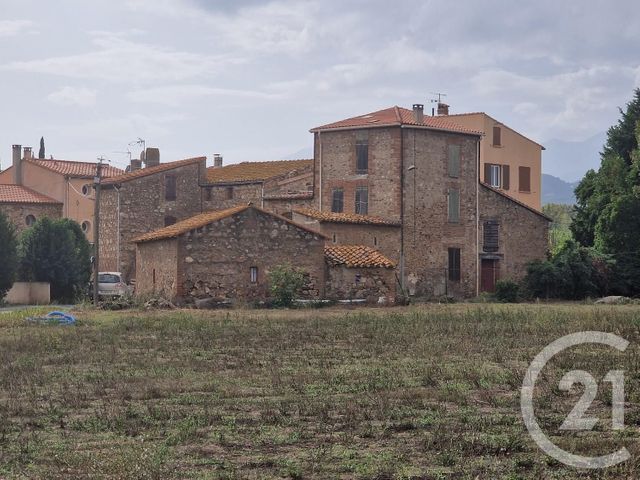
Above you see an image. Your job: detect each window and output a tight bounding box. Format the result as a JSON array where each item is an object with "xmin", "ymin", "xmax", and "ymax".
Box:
[
  {"xmin": 484, "ymin": 164, "xmax": 509, "ymax": 189},
  {"xmin": 25, "ymin": 214, "xmax": 36, "ymax": 226},
  {"xmin": 355, "ymin": 186, "xmax": 368, "ymax": 215},
  {"xmin": 448, "ymin": 188, "xmax": 459, "ymax": 223},
  {"xmin": 519, "ymin": 166, "xmax": 531, "ymax": 192},
  {"xmin": 448, "ymin": 248, "xmax": 461, "ymax": 282},
  {"xmin": 492, "ymin": 126, "xmax": 502, "ymax": 146},
  {"xmin": 250, "ymin": 266, "xmax": 258, "ymax": 283},
  {"xmin": 373, "ymin": 236, "xmax": 377, "ymax": 246},
  {"xmin": 205, "ymin": 187, "xmax": 212, "ymax": 201},
  {"xmin": 483, "ymin": 221, "xmax": 499, "ymax": 252},
  {"xmin": 165, "ymin": 175, "xmax": 177, "ymax": 201},
  {"xmin": 331, "ymin": 188, "xmax": 344, "ymax": 213},
  {"xmin": 355, "ymin": 131, "xmax": 368, "ymax": 174},
  {"xmin": 81, "ymin": 184, "xmax": 92, "ymax": 196},
  {"xmin": 225, "ymin": 186, "xmax": 233, "ymax": 200},
  {"xmin": 448, "ymin": 144, "xmax": 460, "ymax": 178},
  {"xmin": 164, "ymin": 216, "xmax": 177, "ymax": 227},
  {"xmin": 355, "ymin": 274, "xmax": 362, "ymax": 284},
  {"xmin": 81, "ymin": 220, "xmax": 91, "ymax": 233},
  {"xmin": 489, "ymin": 165, "xmax": 501, "ymax": 188}
]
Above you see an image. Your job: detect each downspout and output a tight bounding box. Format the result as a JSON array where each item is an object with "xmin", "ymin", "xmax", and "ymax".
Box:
[
  {"xmin": 116, "ymin": 185, "xmax": 121, "ymax": 272},
  {"xmin": 399, "ymin": 127, "xmax": 405, "ymax": 294},
  {"xmin": 318, "ymin": 131, "xmax": 323, "ymax": 210},
  {"xmin": 260, "ymin": 183, "xmax": 264, "ymax": 208},
  {"xmin": 476, "ymin": 138, "xmax": 480, "ymax": 296},
  {"xmin": 65, "ymin": 176, "xmax": 69, "ymax": 217}
]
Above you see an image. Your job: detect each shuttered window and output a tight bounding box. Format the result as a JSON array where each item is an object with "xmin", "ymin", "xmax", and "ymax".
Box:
[
  {"xmin": 355, "ymin": 186, "xmax": 368, "ymax": 215},
  {"xmin": 519, "ymin": 166, "xmax": 531, "ymax": 192},
  {"xmin": 448, "ymin": 144, "xmax": 460, "ymax": 178},
  {"xmin": 448, "ymin": 188, "xmax": 460, "ymax": 223},
  {"xmin": 225, "ymin": 186, "xmax": 234, "ymax": 200},
  {"xmin": 331, "ymin": 188, "xmax": 344, "ymax": 213},
  {"xmin": 483, "ymin": 221, "xmax": 499, "ymax": 252},
  {"xmin": 448, "ymin": 248, "xmax": 461, "ymax": 282},
  {"xmin": 493, "ymin": 126, "xmax": 502, "ymax": 146},
  {"xmin": 355, "ymin": 131, "xmax": 368, "ymax": 174},
  {"xmin": 502, "ymin": 165, "xmax": 510, "ymax": 190},
  {"xmin": 165, "ymin": 175, "xmax": 176, "ymax": 201}
]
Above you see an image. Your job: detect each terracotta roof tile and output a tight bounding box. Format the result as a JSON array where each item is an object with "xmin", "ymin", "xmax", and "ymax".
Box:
[
  {"xmin": 24, "ymin": 159, "xmax": 123, "ymax": 178},
  {"xmin": 263, "ymin": 191, "xmax": 314, "ymax": 200},
  {"xmin": 207, "ymin": 159, "xmax": 312, "ymax": 183},
  {"xmin": 133, "ymin": 204, "xmax": 327, "ymax": 243},
  {"xmin": 103, "ymin": 157, "xmax": 205, "ymax": 185},
  {"xmin": 325, "ymin": 245, "xmax": 396, "ymax": 268},
  {"xmin": 293, "ymin": 207, "xmax": 400, "ymax": 226},
  {"xmin": 0, "ymin": 184, "xmax": 61, "ymax": 204},
  {"xmin": 311, "ymin": 106, "xmax": 483, "ymax": 136}
]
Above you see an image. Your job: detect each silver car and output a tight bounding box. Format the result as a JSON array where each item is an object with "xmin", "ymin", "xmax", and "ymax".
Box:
[{"xmin": 97, "ymin": 272, "xmax": 132, "ymax": 297}]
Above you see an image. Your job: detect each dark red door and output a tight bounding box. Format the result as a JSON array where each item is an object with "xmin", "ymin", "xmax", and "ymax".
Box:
[{"xmin": 480, "ymin": 259, "xmax": 498, "ymax": 293}]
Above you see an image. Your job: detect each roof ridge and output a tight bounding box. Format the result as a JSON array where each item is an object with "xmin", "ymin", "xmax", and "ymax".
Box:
[
  {"xmin": 393, "ymin": 106, "xmax": 402, "ymax": 123},
  {"xmin": 103, "ymin": 156, "xmax": 205, "ymax": 185}
]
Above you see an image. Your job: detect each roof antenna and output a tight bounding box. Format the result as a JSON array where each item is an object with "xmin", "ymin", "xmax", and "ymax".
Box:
[{"xmin": 430, "ymin": 92, "xmax": 447, "ymax": 116}]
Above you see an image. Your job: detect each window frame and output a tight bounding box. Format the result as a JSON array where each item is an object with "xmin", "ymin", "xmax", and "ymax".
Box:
[
  {"xmin": 250, "ymin": 266, "xmax": 258, "ymax": 283},
  {"xmin": 483, "ymin": 220, "xmax": 499, "ymax": 253},
  {"xmin": 331, "ymin": 188, "xmax": 344, "ymax": 213},
  {"xmin": 489, "ymin": 164, "xmax": 501, "ymax": 188},
  {"xmin": 355, "ymin": 186, "xmax": 368, "ymax": 215},
  {"xmin": 355, "ymin": 131, "xmax": 369, "ymax": 174},
  {"xmin": 448, "ymin": 248, "xmax": 461, "ymax": 282}
]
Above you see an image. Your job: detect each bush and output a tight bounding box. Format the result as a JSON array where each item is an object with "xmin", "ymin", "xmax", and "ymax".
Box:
[
  {"xmin": 494, "ymin": 279, "xmax": 520, "ymax": 303},
  {"xmin": 0, "ymin": 211, "xmax": 18, "ymax": 299},
  {"xmin": 268, "ymin": 263, "xmax": 305, "ymax": 307}
]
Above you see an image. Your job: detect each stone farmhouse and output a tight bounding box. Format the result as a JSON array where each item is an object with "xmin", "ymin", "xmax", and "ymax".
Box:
[
  {"xmin": 0, "ymin": 144, "xmax": 123, "ymax": 242},
  {"xmin": 0, "ymin": 184, "xmax": 62, "ymax": 235}
]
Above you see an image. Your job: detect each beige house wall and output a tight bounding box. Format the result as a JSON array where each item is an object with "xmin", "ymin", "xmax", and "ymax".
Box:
[{"xmin": 443, "ymin": 113, "xmax": 543, "ymax": 211}]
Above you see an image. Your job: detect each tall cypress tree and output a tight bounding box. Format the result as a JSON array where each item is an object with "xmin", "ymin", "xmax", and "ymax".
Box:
[{"xmin": 38, "ymin": 136, "xmax": 45, "ymax": 159}]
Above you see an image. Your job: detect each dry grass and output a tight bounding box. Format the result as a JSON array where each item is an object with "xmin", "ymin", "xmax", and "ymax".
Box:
[{"xmin": 1, "ymin": 303, "xmax": 640, "ymax": 478}]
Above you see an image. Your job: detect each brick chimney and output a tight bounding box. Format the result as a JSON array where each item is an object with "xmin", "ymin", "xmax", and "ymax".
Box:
[
  {"xmin": 23, "ymin": 146, "xmax": 33, "ymax": 160},
  {"xmin": 412, "ymin": 104, "xmax": 424, "ymax": 123},
  {"xmin": 12, "ymin": 144, "xmax": 22, "ymax": 185},
  {"xmin": 213, "ymin": 153, "xmax": 223, "ymax": 168},
  {"xmin": 437, "ymin": 103, "xmax": 449, "ymax": 115},
  {"xmin": 144, "ymin": 147, "xmax": 160, "ymax": 168},
  {"xmin": 130, "ymin": 159, "xmax": 142, "ymax": 171}
]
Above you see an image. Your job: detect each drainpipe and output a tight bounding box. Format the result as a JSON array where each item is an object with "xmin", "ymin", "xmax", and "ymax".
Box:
[
  {"xmin": 399, "ymin": 127, "xmax": 405, "ymax": 294},
  {"xmin": 476, "ymin": 138, "xmax": 480, "ymax": 296},
  {"xmin": 318, "ymin": 132, "xmax": 323, "ymax": 210},
  {"xmin": 260, "ymin": 183, "xmax": 264, "ymax": 208},
  {"xmin": 116, "ymin": 185, "xmax": 121, "ymax": 272}
]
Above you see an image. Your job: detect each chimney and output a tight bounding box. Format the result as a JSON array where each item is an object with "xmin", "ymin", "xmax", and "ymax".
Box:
[
  {"xmin": 412, "ymin": 104, "xmax": 424, "ymax": 123},
  {"xmin": 437, "ymin": 102, "xmax": 449, "ymax": 116},
  {"xmin": 12, "ymin": 144, "xmax": 22, "ymax": 185},
  {"xmin": 213, "ymin": 153, "xmax": 223, "ymax": 168},
  {"xmin": 23, "ymin": 146, "xmax": 33, "ymax": 160},
  {"xmin": 130, "ymin": 159, "xmax": 142, "ymax": 171},
  {"xmin": 144, "ymin": 147, "xmax": 160, "ymax": 168}
]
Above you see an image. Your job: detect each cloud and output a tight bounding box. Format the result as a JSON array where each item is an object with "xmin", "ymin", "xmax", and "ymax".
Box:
[
  {"xmin": 0, "ymin": 20, "xmax": 36, "ymax": 37},
  {"xmin": 47, "ymin": 86, "xmax": 97, "ymax": 107},
  {"xmin": 127, "ymin": 84, "xmax": 282, "ymax": 106}
]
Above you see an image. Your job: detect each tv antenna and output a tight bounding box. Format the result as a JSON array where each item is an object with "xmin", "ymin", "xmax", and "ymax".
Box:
[
  {"xmin": 113, "ymin": 149, "xmax": 132, "ymax": 161},
  {"xmin": 430, "ymin": 92, "xmax": 447, "ymax": 104},
  {"xmin": 128, "ymin": 137, "xmax": 146, "ymax": 153}
]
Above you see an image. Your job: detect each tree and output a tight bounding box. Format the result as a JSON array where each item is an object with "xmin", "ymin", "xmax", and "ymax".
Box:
[
  {"xmin": 268, "ymin": 263, "xmax": 305, "ymax": 307},
  {"xmin": 542, "ymin": 203, "xmax": 573, "ymax": 254},
  {"xmin": 38, "ymin": 136, "xmax": 45, "ymax": 159},
  {"xmin": 19, "ymin": 217, "xmax": 91, "ymax": 301},
  {"xmin": 0, "ymin": 211, "xmax": 18, "ymax": 300}
]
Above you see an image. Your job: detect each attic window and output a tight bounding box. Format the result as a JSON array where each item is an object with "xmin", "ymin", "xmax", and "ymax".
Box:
[
  {"xmin": 165, "ymin": 174, "xmax": 177, "ymax": 201},
  {"xmin": 492, "ymin": 126, "xmax": 502, "ymax": 146}
]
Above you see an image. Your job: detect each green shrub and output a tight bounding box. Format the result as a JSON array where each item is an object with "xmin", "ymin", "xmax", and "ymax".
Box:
[
  {"xmin": 268, "ymin": 263, "xmax": 305, "ymax": 307},
  {"xmin": 0, "ymin": 211, "xmax": 18, "ymax": 299},
  {"xmin": 494, "ymin": 280, "xmax": 520, "ymax": 303}
]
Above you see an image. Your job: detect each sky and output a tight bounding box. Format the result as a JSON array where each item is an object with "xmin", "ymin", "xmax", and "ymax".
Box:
[{"xmin": 0, "ymin": 0, "xmax": 639, "ymax": 180}]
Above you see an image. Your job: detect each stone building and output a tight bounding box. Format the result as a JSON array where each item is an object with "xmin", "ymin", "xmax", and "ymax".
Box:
[
  {"xmin": 0, "ymin": 184, "xmax": 62, "ymax": 235},
  {"xmin": 324, "ymin": 244, "xmax": 397, "ymax": 303},
  {"xmin": 310, "ymin": 104, "xmax": 549, "ymax": 298},
  {"xmin": 133, "ymin": 205, "xmax": 326, "ymax": 302},
  {"xmin": 203, "ymin": 159, "xmax": 314, "ymax": 215},
  {"xmin": 99, "ymin": 156, "xmax": 207, "ymax": 281},
  {"xmin": 0, "ymin": 144, "xmax": 123, "ymax": 242}
]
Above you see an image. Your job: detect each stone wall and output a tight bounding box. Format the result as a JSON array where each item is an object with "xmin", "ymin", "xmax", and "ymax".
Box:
[
  {"xmin": 135, "ymin": 238, "xmax": 178, "ymax": 298},
  {"xmin": 0, "ymin": 202, "xmax": 62, "ymax": 236},
  {"xmin": 202, "ymin": 183, "xmax": 261, "ymax": 211},
  {"xmin": 479, "ymin": 185, "xmax": 549, "ymax": 282},
  {"xmin": 99, "ymin": 160, "xmax": 204, "ymax": 280},
  {"xmin": 326, "ymin": 265, "xmax": 397, "ymax": 303}
]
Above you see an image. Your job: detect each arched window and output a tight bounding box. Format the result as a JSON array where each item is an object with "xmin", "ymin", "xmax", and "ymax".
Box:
[{"xmin": 25, "ymin": 214, "xmax": 36, "ymax": 226}]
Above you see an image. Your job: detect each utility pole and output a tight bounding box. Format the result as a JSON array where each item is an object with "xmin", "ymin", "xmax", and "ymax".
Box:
[{"xmin": 93, "ymin": 156, "xmax": 105, "ymax": 306}]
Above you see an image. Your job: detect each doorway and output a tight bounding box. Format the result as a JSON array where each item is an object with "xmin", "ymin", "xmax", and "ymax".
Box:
[{"xmin": 480, "ymin": 259, "xmax": 499, "ymax": 293}]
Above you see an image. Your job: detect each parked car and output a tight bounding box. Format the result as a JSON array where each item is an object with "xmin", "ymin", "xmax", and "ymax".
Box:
[{"xmin": 88, "ymin": 272, "xmax": 133, "ymax": 298}]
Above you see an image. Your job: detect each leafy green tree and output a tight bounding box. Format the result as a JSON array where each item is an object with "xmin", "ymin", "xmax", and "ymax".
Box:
[
  {"xmin": 268, "ymin": 263, "xmax": 305, "ymax": 307},
  {"xmin": 542, "ymin": 203, "xmax": 573, "ymax": 254},
  {"xmin": 19, "ymin": 217, "xmax": 91, "ymax": 301},
  {"xmin": 38, "ymin": 136, "xmax": 45, "ymax": 159},
  {"xmin": 0, "ymin": 211, "xmax": 18, "ymax": 299}
]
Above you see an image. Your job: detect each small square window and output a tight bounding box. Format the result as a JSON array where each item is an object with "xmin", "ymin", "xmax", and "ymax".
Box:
[
  {"xmin": 250, "ymin": 266, "xmax": 258, "ymax": 283},
  {"xmin": 355, "ymin": 274, "xmax": 362, "ymax": 284}
]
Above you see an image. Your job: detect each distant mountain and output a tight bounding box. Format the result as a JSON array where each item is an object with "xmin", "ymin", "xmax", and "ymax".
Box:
[
  {"xmin": 283, "ymin": 147, "xmax": 313, "ymax": 160},
  {"xmin": 542, "ymin": 174, "xmax": 579, "ymax": 205},
  {"xmin": 542, "ymin": 132, "xmax": 606, "ymax": 182}
]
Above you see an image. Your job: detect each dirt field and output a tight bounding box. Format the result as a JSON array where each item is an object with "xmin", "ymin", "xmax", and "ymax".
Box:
[{"xmin": 1, "ymin": 303, "xmax": 639, "ymax": 479}]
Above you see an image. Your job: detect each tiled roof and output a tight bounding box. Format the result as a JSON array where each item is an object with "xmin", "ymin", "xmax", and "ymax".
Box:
[
  {"xmin": 480, "ymin": 182, "xmax": 552, "ymax": 221},
  {"xmin": 263, "ymin": 191, "xmax": 314, "ymax": 200},
  {"xmin": 293, "ymin": 207, "xmax": 401, "ymax": 226},
  {"xmin": 14, "ymin": 159, "xmax": 124, "ymax": 178},
  {"xmin": 102, "ymin": 157, "xmax": 205, "ymax": 185},
  {"xmin": 133, "ymin": 204, "xmax": 327, "ymax": 243},
  {"xmin": 207, "ymin": 159, "xmax": 312, "ymax": 184},
  {"xmin": 325, "ymin": 245, "xmax": 396, "ymax": 268},
  {"xmin": 311, "ymin": 106, "xmax": 483, "ymax": 136},
  {"xmin": 0, "ymin": 184, "xmax": 61, "ymax": 204}
]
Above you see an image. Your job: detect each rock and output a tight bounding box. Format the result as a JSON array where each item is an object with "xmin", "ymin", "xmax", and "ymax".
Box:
[
  {"xmin": 195, "ymin": 297, "xmax": 231, "ymax": 309},
  {"xmin": 595, "ymin": 296, "xmax": 630, "ymax": 305},
  {"xmin": 185, "ymin": 256, "xmax": 194, "ymax": 264}
]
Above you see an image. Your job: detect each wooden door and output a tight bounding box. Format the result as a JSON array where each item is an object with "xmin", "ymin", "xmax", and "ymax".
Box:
[{"xmin": 480, "ymin": 259, "xmax": 498, "ymax": 293}]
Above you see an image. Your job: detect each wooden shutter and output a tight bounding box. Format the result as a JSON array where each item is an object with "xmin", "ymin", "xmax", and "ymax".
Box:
[
  {"xmin": 448, "ymin": 248, "xmax": 461, "ymax": 281},
  {"xmin": 448, "ymin": 145, "xmax": 460, "ymax": 178},
  {"xmin": 484, "ymin": 163, "xmax": 491, "ymax": 183},
  {"xmin": 502, "ymin": 165, "xmax": 510, "ymax": 190},
  {"xmin": 519, "ymin": 166, "xmax": 531, "ymax": 192},
  {"xmin": 165, "ymin": 175, "xmax": 176, "ymax": 201},
  {"xmin": 493, "ymin": 126, "xmax": 501, "ymax": 146},
  {"xmin": 483, "ymin": 221, "xmax": 499, "ymax": 252},
  {"xmin": 448, "ymin": 189, "xmax": 459, "ymax": 223}
]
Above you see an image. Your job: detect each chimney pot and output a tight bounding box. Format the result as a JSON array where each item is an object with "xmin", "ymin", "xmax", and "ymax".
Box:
[
  {"xmin": 213, "ymin": 153, "xmax": 223, "ymax": 168},
  {"xmin": 12, "ymin": 144, "xmax": 22, "ymax": 185},
  {"xmin": 130, "ymin": 159, "xmax": 142, "ymax": 171},
  {"xmin": 412, "ymin": 104, "xmax": 424, "ymax": 123},
  {"xmin": 437, "ymin": 102, "xmax": 449, "ymax": 116},
  {"xmin": 23, "ymin": 146, "xmax": 33, "ymax": 160}
]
